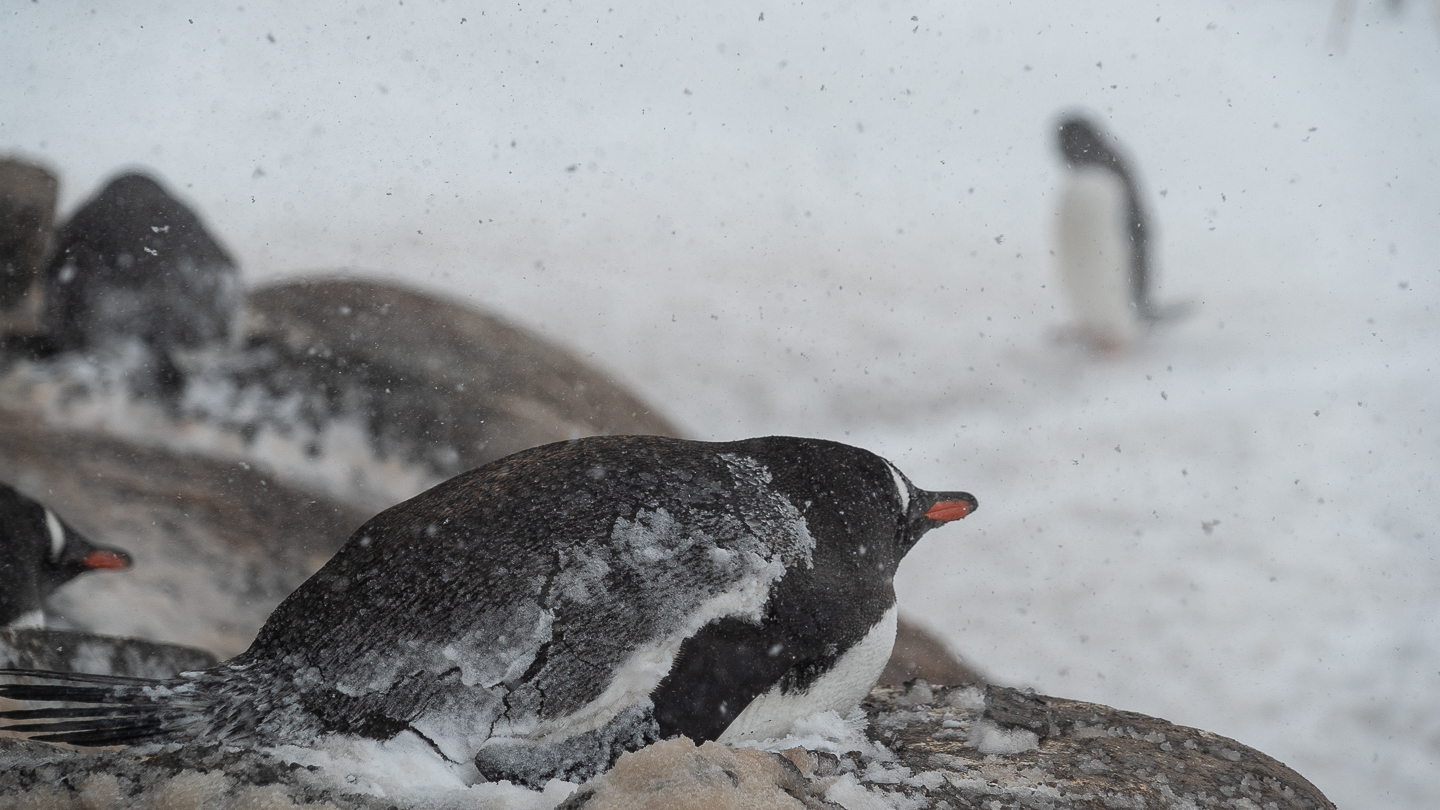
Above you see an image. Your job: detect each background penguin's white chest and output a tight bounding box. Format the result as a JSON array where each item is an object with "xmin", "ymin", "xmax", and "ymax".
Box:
[
  {"xmin": 1055, "ymin": 166, "xmax": 1140, "ymax": 348},
  {"xmin": 716, "ymin": 605, "xmax": 898, "ymax": 743}
]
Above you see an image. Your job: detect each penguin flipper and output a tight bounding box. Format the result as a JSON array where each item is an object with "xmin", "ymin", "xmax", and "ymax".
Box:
[{"xmin": 649, "ymin": 616, "xmax": 797, "ymax": 743}]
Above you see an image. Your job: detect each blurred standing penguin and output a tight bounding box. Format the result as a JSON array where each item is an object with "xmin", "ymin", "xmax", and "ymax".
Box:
[{"xmin": 1053, "ymin": 114, "xmax": 1161, "ymax": 352}]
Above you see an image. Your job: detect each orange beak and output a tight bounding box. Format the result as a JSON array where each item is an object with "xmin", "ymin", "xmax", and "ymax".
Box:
[
  {"xmin": 924, "ymin": 500, "xmax": 974, "ymax": 523},
  {"xmin": 80, "ymin": 550, "xmax": 132, "ymax": 570}
]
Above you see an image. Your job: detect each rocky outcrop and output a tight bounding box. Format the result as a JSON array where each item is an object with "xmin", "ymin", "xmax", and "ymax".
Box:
[
  {"xmin": 0, "ymin": 627, "xmax": 215, "ymax": 679},
  {"xmin": 0, "ymin": 158, "xmax": 57, "ymax": 331},
  {"xmin": 40, "ymin": 172, "xmax": 242, "ymax": 356},
  {"xmin": 172, "ymin": 276, "xmax": 684, "ymax": 509},
  {"xmin": 858, "ymin": 682, "xmax": 1335, "ymax": 809},
  {"xmin": 0, "ymin": 682, "xmax": 1334, "ymax": 810}
]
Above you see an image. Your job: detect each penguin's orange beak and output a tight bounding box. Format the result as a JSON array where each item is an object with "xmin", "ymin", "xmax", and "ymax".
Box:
[
  {"xmin": 924, "ymin": 499, "xmax": 975, "ymax": 523},
  {"xmin": 80, "ymin": 550, "xmax": 132, "ymax": 570}
]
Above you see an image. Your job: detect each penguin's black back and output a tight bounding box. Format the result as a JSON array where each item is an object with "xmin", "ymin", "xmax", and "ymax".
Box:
[{"xmin": 237, "ymin": 437, "xmax": 855, "ymax": 735}]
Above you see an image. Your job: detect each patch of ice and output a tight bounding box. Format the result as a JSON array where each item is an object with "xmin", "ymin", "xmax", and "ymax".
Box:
[
  {"xmin": 860, "ymin": 759, "xmax": 912, "ymax": 785},
  {"xmin": 904, "ymin": 770, "xmax": 947, "ymax": 791},
  {"xmin": 894, "ymin": 680, "xmax": 933, "ymax": 707},
  {"xmin": 945, "ymin": 686, "xmax": 987, "ymax": 711},
  {"xmin": 968, "ymin": 719, "xmax": 1040, "ymax": 755},
  {"xmin": 718, "ymin": 452, "xmax": 817, "ymax": 569},
  {"xmin": 270, "ymin": 730, "xmax": 580, "ymax": 809},
  {"xmin": 8, "ymin": 610, "xmax": 44, "ymax": 629},
  {"xmin": 730, "ymin": 707, "xmax": 891, "ymax": 762},
  {"xmin": 824, "ymin": 773, "xmax": 924, "ymax": 810}
]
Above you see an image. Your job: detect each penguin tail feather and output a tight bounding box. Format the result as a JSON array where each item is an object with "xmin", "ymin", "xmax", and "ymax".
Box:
[{"xmin": 0, "ymin": 668, "xmax": 209, "ymax": 746}]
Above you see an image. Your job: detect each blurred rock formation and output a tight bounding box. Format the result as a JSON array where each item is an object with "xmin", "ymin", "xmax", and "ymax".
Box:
[
  {"xmin": 41, "ymin": 172, "xmax": 242, "ymax": 357},
  {"xmin": 0, "ymin": 158, "xmax": 58, "ymax": 334},
  {"xmin": 0, "ymin": 627, "xmax": 215, "ymax": 680}
]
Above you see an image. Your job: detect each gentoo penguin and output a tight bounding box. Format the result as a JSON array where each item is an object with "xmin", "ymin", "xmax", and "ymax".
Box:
[
  {"xmin": 1053, "ymin": 114, "xmax": 1157, "ymax": 351},
  {"xmin": 41, "ymin": 172, "xmax": 242, "ymax": 358},
  {"xmin": 0, "ymin": 481, "xmax": 132, "ymax": 627},
  {"xmin": 0, "ymin": 435, "xmax": 976, "ymax": 788}
]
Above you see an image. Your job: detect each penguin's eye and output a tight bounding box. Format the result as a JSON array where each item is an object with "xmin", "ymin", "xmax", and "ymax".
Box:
[{"xmin": 44, "ymin": 509, "xmax": 66, "ymax": 563}]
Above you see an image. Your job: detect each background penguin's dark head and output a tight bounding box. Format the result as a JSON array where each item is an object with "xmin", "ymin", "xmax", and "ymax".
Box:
[
  {"xmin": 1057, "ymin": 114, "xmax": 1123, "ymax": 171},
  {"xmin": 0, "ymin": 482, "xmax": 133, "ymax": 626}
]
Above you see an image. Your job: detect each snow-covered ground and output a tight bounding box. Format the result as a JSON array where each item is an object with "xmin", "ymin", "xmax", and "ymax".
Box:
[{"xmin": 5, "ymin": 1, "xmax": 1438, "ymax": 806}]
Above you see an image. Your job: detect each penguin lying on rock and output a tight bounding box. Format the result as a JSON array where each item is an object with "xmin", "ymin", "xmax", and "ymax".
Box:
[
  {"xmin": 0, "ymin": 481, "xmax": 132, "ymax": 627},
  {"xmin": 1053, "ymin": 114, "xmax": 1185, "ymax": 352},
  {"xmin": 0, "ymin": 435, "xmax": 975, "ymax": 788}
]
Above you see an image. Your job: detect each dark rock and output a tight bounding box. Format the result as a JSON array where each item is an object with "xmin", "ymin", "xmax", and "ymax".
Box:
[
  {"xmin": 242, "ymin": 277, "xmax": 681, "ymax": 459},
  {"xmin": 860, "ymin": 682, "xmax": 1336, "ymax": 809},
  {"xmin": 0, "ymin": 627, "xmax": 215, "ymax": 679},
  {"xmin": 0, "ymin": 159, "xmax": 58, "ymax": 328},
  {"xmin": 42, "ymin": 173, "xmax": 242, "ymax": 355}
]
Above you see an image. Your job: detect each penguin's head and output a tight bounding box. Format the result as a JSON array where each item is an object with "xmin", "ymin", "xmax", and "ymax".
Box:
[
  {"xmin": 735, "ymin": 437, "xmax": 977, "ymax": 570},
  {"xmin": 0, "ymin": 483, "xmax": 133, "ymax": 627},
  {"xmin": 879, "ymin": 457, "xmax": 978, "ymax": 557},
  {"xmin": 1056, "ymin": 114, "xmax": 1118, "ymax": 169}
]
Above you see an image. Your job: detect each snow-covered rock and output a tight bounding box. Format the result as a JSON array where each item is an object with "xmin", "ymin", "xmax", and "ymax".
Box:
[
  {"xmin": 0, "ymin": 681, "xmax": 1335, "ymax": 810},
  {"xmin": 0, "ymin": 627, "xmax": 215, "ymax": 679}
]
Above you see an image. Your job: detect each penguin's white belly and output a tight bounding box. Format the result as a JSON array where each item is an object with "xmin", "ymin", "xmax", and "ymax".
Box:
[
  {"xmin": 717, "ymin": 605, "xmax": 898, "ymax": 743},
  {"xmin": 1055, "ymin": 167, "xmax": 1139, "ymax": 348}
]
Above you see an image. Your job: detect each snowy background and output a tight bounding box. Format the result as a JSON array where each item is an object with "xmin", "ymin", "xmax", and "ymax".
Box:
[{"xmin": 4, "ymin": 0, "xmax": 1438, "ymax": 806}]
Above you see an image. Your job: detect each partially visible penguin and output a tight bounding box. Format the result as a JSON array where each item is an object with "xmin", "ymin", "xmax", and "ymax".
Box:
[
  {"xmin": 1053, "ymin": 114, "xmax": 1163, "ymax": 352},
  {"xmin": 41, "ymin": 172, "xmax": 242, "ymax": 361},
  {"xmin": 0, "ymin": 403, "xmax": 366, "ymax": 656},
  {"xmin": 0, "ymin": 435, "xmax": 976, "ymax": 788},
  {"xmin": 0, "ymin": 481, "xmax": 132, "ymax": 628}
]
